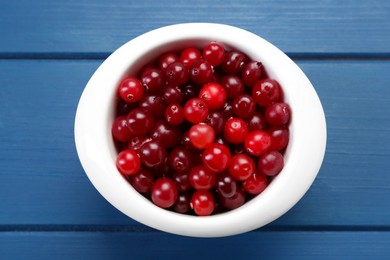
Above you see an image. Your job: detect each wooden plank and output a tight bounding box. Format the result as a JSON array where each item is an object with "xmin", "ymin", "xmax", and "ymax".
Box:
[
  {"xmin": 0, "ymin": 0, "xmax": 389, "ymax": 56},
  {"xmin": 0, "ymin": 231, "xmax": 389, "ymax": 259},
  {"xmin": 0, "ymin": 60, "xmax": 389, "ymax": 227}
]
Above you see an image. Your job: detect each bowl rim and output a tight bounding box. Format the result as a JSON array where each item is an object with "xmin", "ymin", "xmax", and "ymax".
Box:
[{"xmin": 74, "ymin": 22, "xmax": 327, "ymax": 237}]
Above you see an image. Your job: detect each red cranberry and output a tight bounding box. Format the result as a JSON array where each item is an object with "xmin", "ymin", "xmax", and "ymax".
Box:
[
  {"xmin": 220, "ymin": 188, "xmax": 245, "ymax": 210},
  {"xmin": 126, "ymin": 108, "xmax": 154, "ymax": 136},
  {"xmin": 149, "ymin": 120, "xmax": 181, "ymax": 149},
  {"xmin": 191, "ymin": 190, "xmax": 215, "ymax": 216},
  {"xmin": 268, "ymin": 127, "xmax": 289, "ymax": 151},
  {"xmin": 190, "ymin": 59, "xmax": 214, "ymax": 84},
  {"xmin": 181, "ymin": 84, "xmax": 198, "ymax": 102},
  {"xmin": 127, "ymin": 135, "xmax": 152, "ymax": 153},
  {"xmin": 228, "ymin": 154, "xmax": 255, "ymax": 181},
  {"xmin": 141, "ymin": 68, "xmax": 165, "ymax": 93},
  {"xmin": 241, "ymin": 61, "xmax": 263, "ymax": 87},
  {"xmin": 189, "ymin": 123, "xmax": 215, "ymax": 149},
  {"xmin": 172, "ymin": 171, "xmax": 192, "ymax": 192},
  {"xmin": 165, "ymin": 62, "xmax": 190, "ymax": 86},
  {"xmin": 138, "ymin": 95, "xmax": 166, "ymax": 120},
  {"xmin": 220, "ymin": 75, "xmax": 245, "ymax": 99},
  {"xmin": 224, "ymin": 117, "xmax": 249, "ymax": 144},
  {"xmin": 203, "ymin": 42, "xmax": 225, "ymax": 66},
  {"xmin": 232, "ymin": 94, "xmax": 256, "ymax": 119},
  {"xmin": 164, "ymin": 104, "xmax": 185, "ymax": 126},
  {"xmin": 221, "ymin": 101, "xmax": 235, "ymax": 119},
  {"xmin": 173, "ymin": 192, "xmax": 192, "ymax": 213},
  {"xmin": 222, "ymin": 50, "xmax": 247, "ymax": 75},
  {"xmin": 189, "ymin": 165, "xmax": 216, "ymax": 190},
  {"xmin": 181, "ymin": 131, "xmax": 199, "ymax": 152},
  {"xmin": 247, "ymin": 112, "xmax": 268, "ymax": 132},
  {"xmin": 139, "ymin": 141, "xmax": 167, "ymax": 168},
  {"xmin": 112, "ymin": 115, "xmax": 133, "ymax": 142},
  {"xmin": 199, "ymin": 82, "xmax": 227, "ymax": 110},
  {"xmin": 118, "ymin": 77, "xmax": 144, "ymax": 103},
  {"xmin": 158, "ymin": 52, "xmax": 179, "ymax": 71},
  {"xmin": 183, "ymin": 98, "xmax": 208, "ymax": 124},
  {"xmin": 202, "ymin": 143, "xmax": 231, "ymax": 173},
  {"xmin": 162, "ymin": 85, "xmax": 183, "ymax": 104},
  {"xmin": 265, "ymin": 102, "xmax": 291, "ymax": 126},
  {"xmin": 116, "ymin": 149, "xmax": 141, "ymax": 175},
  {"xmin": 216, "ymin": 172, "xmax": 237, "ymax": 198},
  {"xmin": 205, "ymin": 111, "xmax": 226, "ymax": 135},
  {"xmin": 244, "ymin": 130, "xmax": 271, "ymax": 156},
  {"xmin": 243, "ymin": 171, "xmax": 268, "ymax": 195},
  {"xmin": 168, "ymin": 146, "xmax": 193, "ymax": 172},
  {"xmin": 258, "ymin": 151, "xmax": 284, "ymax": 176},
  {"xmin": 252, "ymin": 79, "xmax": 281, "ymax": 106},
  {"xmin": 129, "ymin": 168, "xmax": 154, "ymax": 193},
  {"xmin": 180, "ymin": 47, "xmax": 202, "ymax": 68},
  {"xmin": 151, "ymin": 178, "xmax": 178, "ymax": 208}
]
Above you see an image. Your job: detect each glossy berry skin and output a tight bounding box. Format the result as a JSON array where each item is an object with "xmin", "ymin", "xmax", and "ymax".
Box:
[
  {"xmin": 241, "ymin": 61, "xmax": 263, "ymax": 87},
  {"xmin": 172, "ymin": 171, "xmax": 192, "ymax": 192},
  {"xmin": 247, "ymin": 112, "xmax": 268, "ymax": 132},
  {"xmin": 224, "ymin": 117, "xmax": 249, "ymax": 144},
  {"xmin": 222, "ymin": 101, "xmax": 234, "ymax": 119},
  {"xmin": 118, "ymin": 77, "xmax": 144, "ymax": 103},
  {"xmin": 202, "ymin": 143, "xmax": 231, "ymax": 173},
  {"xmin": 243, "ymin": 171, "xmax": 268, "ymax": 195},
  {"xmin": 168, "ymin": 146, "xmax": 193, "ymax": 172},
  {"xmin": 252, "ymin": 79, "xmax": 281, "ymax": 107},
  {"xmin": 183, "ymin": 98, "xmax": 208, "ymax": 124},
  {"xmin": 141, "ymin": 68, "xmax": 165, "ymax": 93},
  {"xmin": 199, "ymin": 83, "xmax": 227, "ymax": 110},
  {"xmin": 189, "ymin": 165, "xmax": 216, "ymax": 190},
  {"xmin": 181, "ymin": 84, "xmax": 198, "ymax": 102},
  {"xmin": 165, "ymin": 62, "xmax": 190, "ymax": 86},
  {"xmin": 116, "ymin": 149, "xmax": 141, "ymax": 176},
  {"xmin": 129, "ymin": 168, "xmax": 154, "ymax": 193},
  {"xmin": 112, "ymin": 115, "xmax": 133, "ymax": 142},
  {"xmin": 228, "ymin": 154, "xmax": 255, "ymax": 181},
  {"xmin": 244, "ymin": 130, "xmax": 271, "ymax": 156},
  {"xmin": 139, "ymin": 141, "xmax": 167, "ymax": 168},
  {"xmin": 173, "ymin": 192, "xmax": 192, "ymax": 213},
  {"xmin": 149, "ymin": 120, "xmax": 181, "ymax": 149},
  {"xmin": 222, "ymin": 50, "xmax": 247, "ymax": 75},
  {"xmin": 232, "ymin": 94, "xmax": 256, "ymax": 119},
  {"xmin": 258, "ymin": 151, "xmax": 284, "ymax": 176},
  {"xmin": 220, "ymin": 188, "xmax": 245, "ymax": 210},
  {"xmin": 189, "ymin": 123, "xmax": 215, "ymax": 149},
  {"xmin": 158, "ymin": 52, "xmax": 179, "ymax": 71},
  {"xmin": 190, "ymin": 59, "xmax": 214, "ymax": 84},
  {"xmin": 181, "ymin": 131, "xmax": 199, "ymax": 152},
  {"xmin": 220, "ymin": 75, "xmax": 245, "ymax": 100},
  {"xmin": 268, "ymin": 127, "xmax": 289, "ymax": 151},
  {"xmin": 191, "ymin": 190, "xmax": 215, "ymax": 216},
  {"xmin": 126, "ymin": 108, "xmax": 154, "ymax": 136},
  {"xmin": 138, "ymin": 95, "xmax": 166, "ymax": 120},
  {"xmin": 127, "ymin": 135, "xmax": 152, "ymax": 153},
  {"xmin": 265, "ymin": 102, "xmax": 291, "ymax": 127},
  {"xmin": 162, "ymin": 85, "xmax": 183, "ymax": 104},
  {"xmin": 203, "ymin": 42, "xmax": 225, "ymax": 66},
  {"xmin": 216, "ymin": 172, "xmax": 237, "ymax": 198},
  {"xmin": 205, "ymin": 111, "xmax": 226, "ymax": 135},
  {"xmin": 165, "ymin": 104, "xmax": 185, "ymax": 126},
  {"xmin": 151, "ymin": 178, "xmax": 178, "ymax": 208},
  {"xmin": 180, "ymin": 47, "xmax": 202, "ymax": 68}
]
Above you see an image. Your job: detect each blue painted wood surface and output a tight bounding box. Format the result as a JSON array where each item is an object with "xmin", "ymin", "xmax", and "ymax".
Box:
[{"xmin": 0, "ymin": 0, "xmax": 389, "ymax": 258}]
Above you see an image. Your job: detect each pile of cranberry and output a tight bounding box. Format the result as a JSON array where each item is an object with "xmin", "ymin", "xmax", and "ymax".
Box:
[{"xmin": 112, "ymin": 42, "xmax": 291, "ymax": 216}]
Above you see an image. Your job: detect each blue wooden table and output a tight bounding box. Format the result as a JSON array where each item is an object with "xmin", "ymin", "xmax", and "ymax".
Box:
[{"xmin": 1, "ymin": 0, "xmax": 389, "ymax": 259}]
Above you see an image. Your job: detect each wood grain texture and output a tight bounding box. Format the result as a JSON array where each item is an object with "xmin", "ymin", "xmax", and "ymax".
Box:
[
  {"xmin": 0, "ymin": 231, "xmax": 389, "ymax": 259},
  {"xmin": 0, "ymin": 0, "xmax": 389, "ymax": 56},
  {"xmin": 0, "ymin": 60, "xmax": 389, "ymax": 227}
]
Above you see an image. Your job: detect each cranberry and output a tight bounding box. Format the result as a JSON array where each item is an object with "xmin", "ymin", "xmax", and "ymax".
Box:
[
  {"xmin": 220, "ymin": 75, "xmax": 245, "ymax": 99},
  {"xmin": 224, "ymin": 117, "xmax": 249, "ymax": 144},
  {"xmin": 165, "ymin": 62, "xmax": 190, "ymax": 86},
  {"xmin": 118, "ymin": 77, "xmax": 144, "ymax": 103},
  {"xmin": 173, "ymin": 192, "xmax": 192, "ymax": 213},
  {"xmin": 268, "ymin": 127, "xmax": 289, "ymax": 151},
  {"xmin": 232, "ymin": 94, "xmax": 256, "ymax": 119},
  {"xmin": 243, "ymin": 171, "xmax": 268, "ymax": 195},
  {"xmin": 181, "ymin": 131, "xmax": 199, "ymax": 152},
  {"xmin": 138, "ymin": 95, "xmax": 166, "ymax": 120},
  {"xmin": 228, "ymin": 154, "xmax": 255, "ymax": 181},
  {"xmin": 190, "ymin": 59, "xmax": 214, "ymax": 84},
  {"xmin": 244, "ymin": 130, "xmax": 271, "ymax": 156},
  {"xmin": 222, "ymin": 50, "xmax": 247, "ymax": 75},
  {"xmin": 221, "ymin": 101, "xmax": 235, "ymax": 119},
  {"xmin": 252, "ymin": 79, "xmax": 281, "ymax": 106},
  {"xmin": 199, "ymin": 82, "xmax": 227, "ymax": 110},
  {"xmin": 214, "ymin": 136, "xmax": 229, "ymax": 146},
  {"xmin": 183, "ymin": 98, "xmax": 208, "ymax": 124},
  {"xmin": 164, "ymin": 104, "xmax": 185, "ymax": 126},
  {"xmin": 162, "ymin": 85, "xmax": 183, "ymax": 104},
  {"xmin": 180, "ymin": 47, "xmax": 202, "ymax": 68},
  {"xmin": 258, "ymin": 151, "xmax": 284, "ymax": 176},
  {"xmin": 139, "ymin": 141, "xmax": 167, "ymax": 168},
  {"xmin": 191, "ymin": 190, "xmax": 215, "ymax": 216},
  {"xmin": 265, "ymin": 102, "xmax": 291, "ymax": 126},
  {"xmin": 126, "ymin": 108, "xmax": 154, "ymax": 136},
  {"xmin": 149, "ymin": 120, "xmax": 181, "ymax": 149},
  {"xmin": 168, "ymin": 146, "xmax": 193, "ymax": 172},
  {"xmin": 141, "ymin": 68, "xmax": 165, "ymax": 93},
  {"xmin": 116, "ymin": 149, "xmax": 141, "ymax": 175},
  {"xmin": 203, "ymin": 42, "xmax": 225, "ymax": 66},
  {"xmin": 205, "ymin": 111, "xmax": 226, "ymax": 135},
  {"xmin": 181, "ymin": 84, "xmax": 198, "ymax": 102},
  {"xmin": 189, "ymin": 123, "xmax": 215, "ymax": 149},
  {"xmin": 112, "ymin": 115, "xmax": 133, "ymax": 142},
  {"xmin": 172, "ymin": 171, "xmax": 192, "ymax": 192},
  {"xmin": 158, "ymin": 52, "xmax": 179, "ymax": 71},
  {"xmin": 189, "ymin": 165, "xmax": 216, "ymax": 190},
  {"xmin": 129, "ymin": 168, "xmax": 154, "ymax": 193},
  {"xmin": 151, "ymin": 178, "xmax": 178, "ymax": 208},
  {"xmin": 116, "ymin": 98, "xmax": 137, "ymax": 115},
  {"xmin": 241, "ymin": 61, "xmax": 263, "ymax": 87},
  {"xmin": 216, "ymin": 172, "xmax": 237, "ymax": 198},
  {"xmin": 247, "ymin": 112, "xmax": 268, "ymax": 132},
  {"xmin": 127, "ymin": 135, "xmax": 152, "ymax": 153},
  {"xmin": 202, "ymin": 143, "xmax": 231, "ymax": 173},
  {"xmin": 220, "ymin": 188, "xmax": 245, "ymax": 210}
]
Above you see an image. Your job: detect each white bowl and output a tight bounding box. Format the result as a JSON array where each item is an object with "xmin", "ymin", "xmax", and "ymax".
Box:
[{"xmin": 74, "ymin": 23, "xmax": 326, "ymax": 237}]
